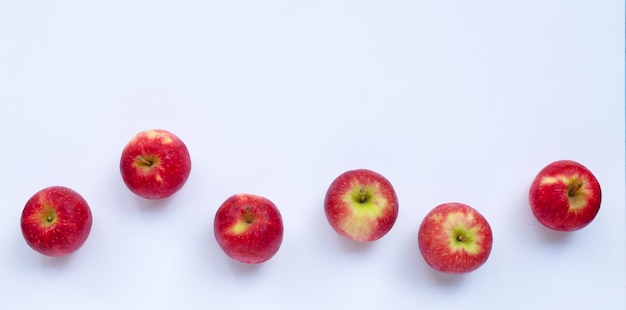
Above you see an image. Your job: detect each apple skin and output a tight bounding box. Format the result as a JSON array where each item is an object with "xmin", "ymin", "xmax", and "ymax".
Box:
[
  {"xmin": 324, "ymin": 169, "xmax": 399, "ymax": 242},
  {"xmin": 529, "ymin": 160, "xmax": 601, "ymax": 231},
  {"xmin": 214, "ymin": 194, "xmax": 284, "ymax": 264},
  {"xmin": 418, "ymin": 203, "xmax": 493, "ymax": 274},
  {"xmin": 120, "ymin": 129, "xmax": 191, "ymax": 200},
  {"xmin": 20, "ymin": 186, "xmax": 93, "ymax": 257}
]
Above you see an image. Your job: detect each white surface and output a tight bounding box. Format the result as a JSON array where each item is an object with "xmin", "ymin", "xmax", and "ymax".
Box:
[{"xmin": 0, "ymin": 1, "xmax": 624, "ymax": 309}]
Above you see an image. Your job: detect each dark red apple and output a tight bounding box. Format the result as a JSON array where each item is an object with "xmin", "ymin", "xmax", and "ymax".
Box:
[
  {"xmin": 20, "ymin": 186, "xmax": 93, "ymax": 256},
  {"xmin": 418, "ymin": 203, "xmax": 493, "ymax": 274},
  {"xmin": 529, "ymin": 160, "xmax": 601, "ymax": 231},
  {"xmin": 120, "ymin": 129, "xmax": 191, "ymax": 200},
  {"xmin": 324, "ymin": 169, "xmax": 399, "ymax": 242},
  {"xmin": 214, "ymin": 194, "xmax": 284, "ymax": 264}
]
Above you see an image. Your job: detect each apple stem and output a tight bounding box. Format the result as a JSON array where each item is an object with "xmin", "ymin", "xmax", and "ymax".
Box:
[
  {"xmin": 457, "ymin": 235, "xmax": 466, "ymax": 242},
  {"xmin": 568, "ymin": 182, "xmax": 584, "ymax": 197},
  {"xmin": 359, "ymin": 188, "xmax": 367, "ymax": 203},
  {"xmin": 137, "ymin": 156, "xmax": 153, "ymax": 166},
  {"xmin": 244, "ymin": 206, "xmax": 253, "ymax": 224}
]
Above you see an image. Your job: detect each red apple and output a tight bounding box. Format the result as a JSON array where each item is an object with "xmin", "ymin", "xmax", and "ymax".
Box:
[
  {"xmin": 120, "ymin": 129, "xmax": 191, "ymax": 200},
  {"xmin": 418, "ymin": 203, "xmax": 493, "ymax": 274},
  {"xmin": 529, "ymin": 160, "xmax": 601, "ymax": 231},
  {"xmin": 324, "ymin": 169, "xmax": 399, "ymax": 242},
  {"xmin": 20, "ymin": 186, "xmax": 93, "ymax": 256},
  {"xmin": 214, "ymin": 194, "xmax": 284, "ymax": 264}
]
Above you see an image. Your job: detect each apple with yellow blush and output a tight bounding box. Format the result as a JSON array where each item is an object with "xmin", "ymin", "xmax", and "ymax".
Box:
[
  {"xmin": 324, "ymin": 169, "xmax": 399, "ymax": 242},
  {"xmin": 214, "ymin": 194, "xmax": 284, "ymax": 264},
  {"xmin": 529, "ymin": 160, "xmax": 601, "ymax": 231},
  {"xmin": 120, "ymin": 129, "xmax": 191, "ymax": 200},
  {"xmin": 418, "ymin": 203, "xmax": 493, "ymax": 274}
]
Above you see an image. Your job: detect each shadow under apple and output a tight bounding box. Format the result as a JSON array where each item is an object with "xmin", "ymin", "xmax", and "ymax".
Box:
[
  {"xmin": 531, "ymin": 222, "xmax": 573, "ymax": 246},
  {"xmin": 334, "ymin": 233, "xmax": 376, "ymax": 254},
  {"xmin": 39, "ymin": 253, "xmax": 76, "ymax": 269},
  {"xmin": 225, "ymin": 257, "xmax": 265, "ymax": 277},
  {"xmin": 415, "ymin": 253, "xmax": 466, "ymax": 287},
  {"xmin": 134, "ymin": 195, "xmax": 176, "ymax": 213}
]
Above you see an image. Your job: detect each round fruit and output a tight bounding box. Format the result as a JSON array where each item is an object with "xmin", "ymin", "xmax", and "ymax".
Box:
[
  {"xmin": 529, "ymin": 160, "xmax": 601, "ymax": 231},
  {"xmin": 214, "ymin": 194, "xmax": 284, "ymax": 264},
  {"xmin": 20, "ymin": 186, "xmax": 93, "ymax": 256},
  {"xmin": 418, "ymin": 203, "xmax": 493, "ymax": 274},
  {"xmin": 120, "ymin": 129, "xmax": 192, "ymax": 199},
  {"xmin": 324, "ymin": 169, "xmax": 399, "ymax": 242}
]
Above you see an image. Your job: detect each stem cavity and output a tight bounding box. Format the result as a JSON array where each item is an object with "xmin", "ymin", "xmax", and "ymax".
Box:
[
  {"xmin": 568, "ymin": 181, "xmax": 584, "ymax": 197},
  {"xmin": 244, "ymin": 206, "xmax": 253, "ymax": 224},
  {"xmin": 359, "ymin": 188, "xmax": 367, "ymax": 203},
  {"xmin": 136, "ymin": 156, "xmax": 153, "ymax": 167}
]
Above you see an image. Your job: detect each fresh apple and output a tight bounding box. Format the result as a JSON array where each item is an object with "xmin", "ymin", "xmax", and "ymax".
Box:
[
  {"xmin": 214, "ymin": 194, "xmax": 284, "ymax": 264},
  {"xmin": 20, "ymin": 186, "xmax": 93, "ymax": 256},
  {"xmin": 529, "ymin": 160, "xmax": 601, "ymax": 231},
  {"xmin": 418, "ymin": 203, "xmax": 493, "ymax": 274},
  {"xmin": 120, "ymin": 129, "xmax": 191, "ymax": 200},
  {"xmin": 324, "ymin": 169, "xmax": 399, "ymax": 242}
]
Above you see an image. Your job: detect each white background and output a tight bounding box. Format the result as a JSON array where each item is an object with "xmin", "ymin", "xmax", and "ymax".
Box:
[{"xmin": 0, "ymin": 1, "xmax": 624, "ymax": 309}]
